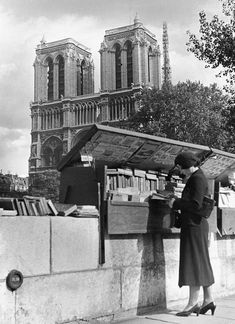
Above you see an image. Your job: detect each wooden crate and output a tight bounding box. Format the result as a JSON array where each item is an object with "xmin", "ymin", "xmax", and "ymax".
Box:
[{"xmin": 107, "ymin": 200, "xmax": 174, "ymax": 234}]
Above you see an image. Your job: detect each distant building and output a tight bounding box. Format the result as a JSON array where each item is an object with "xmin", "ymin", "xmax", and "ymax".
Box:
[
  {"xmin": 6, "ymin": 174, "xmax": 29, "ymax": 192},
  {"xmin": 29, "ymin": 17, "xmax": 164, "ymax": 176},
  {"xmin": 0, "ymin": 172, "xmax": 28, "ymax": 195}
]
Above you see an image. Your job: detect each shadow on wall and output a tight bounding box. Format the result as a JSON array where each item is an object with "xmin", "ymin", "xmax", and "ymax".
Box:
[
  {"xmin": 136, "ymin": 233, "xmax": 167, "ymax": 315},
  {"xmin": 137, "ymin": 200, "xmax": 177, "ymax": 315}
]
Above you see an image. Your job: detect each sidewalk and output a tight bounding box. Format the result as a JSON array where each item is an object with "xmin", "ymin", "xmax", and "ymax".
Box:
[{"xmin": 115, "ymin": 295, "xmax": 235, "ymax": 324}]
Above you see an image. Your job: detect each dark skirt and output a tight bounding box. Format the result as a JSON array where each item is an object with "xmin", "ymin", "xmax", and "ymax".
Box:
[{"xmin": 179, "ymin": 218, "xmax": 215, "ymax": 287}]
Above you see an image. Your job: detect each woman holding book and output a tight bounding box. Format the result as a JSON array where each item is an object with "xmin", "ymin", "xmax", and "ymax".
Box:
[{"xmin": 169, "ymin": 151, "xmax": 215, "ymax": 317}]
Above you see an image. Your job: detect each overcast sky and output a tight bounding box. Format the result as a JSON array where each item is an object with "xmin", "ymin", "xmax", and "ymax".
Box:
[{"xmin": 0, "ymin": 0, "xmax": 227, "ymax": 176}]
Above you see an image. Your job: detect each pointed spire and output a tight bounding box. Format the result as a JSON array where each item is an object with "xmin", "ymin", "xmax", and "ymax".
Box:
[
  {"xmin": 40, "ymin": 34, "xmax": 46, "ymax": 45},
  {"xmin": 162, "ymin": 22, "xmax": 172, "ymax": 86},
  {"xmin": 134, "ymin": 13, "xmax": 140, "ymax": 25}
]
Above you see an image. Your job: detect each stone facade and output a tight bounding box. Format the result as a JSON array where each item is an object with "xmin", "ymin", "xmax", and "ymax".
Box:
[{"xmin": 29, "ymin": 18, "xmax": 162, "ymax": 183}]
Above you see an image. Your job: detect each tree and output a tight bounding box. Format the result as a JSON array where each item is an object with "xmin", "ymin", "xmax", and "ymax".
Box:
[
  {"xmin": 127, "ymin": 82, "xmax": 230, "ymax": 150},
  {"xmin": 186, "ymin": 0, "xmax": 235, "ymax": 90}
]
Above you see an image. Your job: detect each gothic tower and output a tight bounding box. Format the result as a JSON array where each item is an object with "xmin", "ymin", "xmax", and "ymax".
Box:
[
  {"xmin": 29, "ymin": 38, "xmax": 95, "ymax": 174},
  {"xmin": 34, "ymin": 38, "xmax": 94, "ymax": 103},
  {"xmin": 99, "ymin": 16, "xmax": 161, "ymax": 91},
  {"xmin": 29, "ymin": 19, "xmax": 162, "ymax": 188},
  {"xmin": 162, "ymin": 22, "xmax": 172, "ymax": 86}
]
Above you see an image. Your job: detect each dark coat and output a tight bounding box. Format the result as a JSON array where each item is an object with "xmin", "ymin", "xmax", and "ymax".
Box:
[{"xmin": 173, "ymin": 168, "xmax": 215, "ymax": 287}]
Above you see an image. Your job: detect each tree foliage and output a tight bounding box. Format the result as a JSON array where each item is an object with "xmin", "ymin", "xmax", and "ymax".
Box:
[
  {"xmin": 126, "ymin": 82, "xmax": 231, "ymax": 150},
  {"xmin": 186, "ymin": 0, "xmax": 235, "ymax": 89}
]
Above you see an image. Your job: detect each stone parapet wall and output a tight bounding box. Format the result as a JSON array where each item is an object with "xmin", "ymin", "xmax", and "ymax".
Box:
[{"xmin": 0, "ymin": 216, "xmax": 235, "ymax": 324}]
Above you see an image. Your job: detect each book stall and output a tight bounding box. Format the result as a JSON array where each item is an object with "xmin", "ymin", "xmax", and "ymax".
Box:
[{"xmin": 57, "ymin": 124, "xmax": 235, "ymax": 262}]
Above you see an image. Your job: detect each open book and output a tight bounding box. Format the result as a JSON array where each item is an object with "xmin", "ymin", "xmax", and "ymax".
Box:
[{"xmin": 53, "ymin": 203, "xmax": 77, "ymax": 216}]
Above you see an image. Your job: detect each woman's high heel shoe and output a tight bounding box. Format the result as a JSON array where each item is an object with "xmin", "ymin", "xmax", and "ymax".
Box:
[
  {"xmin": 176, "ymin": 304, "xmax": 200, "ymax": 317},
  {"xmin": 200, "ymin": 302, "xmax": 216, "ymax": 315}
]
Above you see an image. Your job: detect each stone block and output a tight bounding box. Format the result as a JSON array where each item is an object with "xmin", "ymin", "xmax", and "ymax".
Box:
[
  {"xmin": 52, "ymin": 218, "xmax": 99, "ymax": 272},
  {"xmin": 224, "ymin": 257, "xmax": 235, "ymax": 289},
  {"xmin": 0, "ymin": 282, "xmax": 15, "ymax": 324},
  {"xmin": 104, "ymin": 234, "xmax": 154, "ymax": 268},
  {"xmin": 121, "ymin": 266, "xmax": 166, "ymax": 311},
  {"xmin": 162, "ymin": 236, "xmax": 180, "ymax": 262},
  {"xmin": 16, "ymin": 269, "xmax": 121, "ymax": 324},
  {"xmin": 0, "ymin": 216, "xmax": 50, "ymax": 279}
]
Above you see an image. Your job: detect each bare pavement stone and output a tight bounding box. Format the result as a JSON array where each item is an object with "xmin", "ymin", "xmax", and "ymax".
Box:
[{"xmin": 115, "ymin": 295, "xmax": 235, "ymax": 324}]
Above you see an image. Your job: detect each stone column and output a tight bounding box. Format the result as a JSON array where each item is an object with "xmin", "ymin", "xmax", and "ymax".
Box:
[
  {"xmin": 141, "ymin": 42, "xmax": 149, "ymax": 86},
  {"xmin": 64, "ymin": 50, "xmax": 73, "ymax": 98},
  {"xmin": 110, "ymin": 50, "xmax": 116, "ymax": 90},
  {"xmin": 70, "ymin": 56, "xmax": 77, "ymax": 97},
  {"xmin": 132, "ymin": 41, "xmax": 142, "ymax": 86},
  {"xmin": 33, "ymin": 59, "xmax": 39, "ymax": 102},
  {"xmin": 99, "ymin": 92, "xmax": 109, "ymax": 121}
]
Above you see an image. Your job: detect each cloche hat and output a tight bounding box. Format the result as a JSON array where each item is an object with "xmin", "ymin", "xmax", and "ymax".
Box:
[{"xmin": 175, "ymin": 151, "xmax": 199, "ymax": 169}]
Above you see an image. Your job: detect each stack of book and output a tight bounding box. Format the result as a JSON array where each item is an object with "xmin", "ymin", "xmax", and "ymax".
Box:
[
  {"xmin": 0, "ymin": 196, "xmax": 58, "ymax": 216},
  {"xmin": 76, "ymin": 205, "xmax": 99, "ymax": 217},
  {"xmin": 0, "ymin": 197, "xmax": 99, "ymax": 218}
]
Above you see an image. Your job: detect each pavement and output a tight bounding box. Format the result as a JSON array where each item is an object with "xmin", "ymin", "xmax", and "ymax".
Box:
[{"xmin": 115, "ymin": 295, "xmax": 235, "ymax": 324}]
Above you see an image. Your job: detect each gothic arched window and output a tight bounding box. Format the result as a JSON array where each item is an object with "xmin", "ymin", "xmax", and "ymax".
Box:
[
  {"xmin": 41, "ymin": 136, "xmax": 63, "ymax": 167},
  {"xmin": 46, "ymin": 57, "xmax": 53, "ymax": 100},
  {"xmin": 76, "ymin": 60, "xmax": 81, "ymax": 96},
  {"xmin": 114, "ymin": 43, "xmax": 122, "ymax": 89},
  {"xmin": 58, "ymin": 55, "xmax": 65, "ymax": 98},
  {"xmin": 125, "ymin": 41, "xmax": 133, "ymax": 87},
  {"xmin": 80, "ymin": 60, "xmax": 86, "ymax": 95},
  {"xmin": 148, "ymin": 47, "xmax": 152, "ymax": 83}
]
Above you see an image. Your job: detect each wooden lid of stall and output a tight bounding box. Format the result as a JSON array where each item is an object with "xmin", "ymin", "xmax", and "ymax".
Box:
[{"xmin": 57, "ymin": 124, "xmax": 235, "ymax": 181}]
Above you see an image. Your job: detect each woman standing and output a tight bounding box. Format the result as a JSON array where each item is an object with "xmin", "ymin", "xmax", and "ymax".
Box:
[{"xmin": 169, "ymin": 151, "xmax": 216, "ymax": 317}]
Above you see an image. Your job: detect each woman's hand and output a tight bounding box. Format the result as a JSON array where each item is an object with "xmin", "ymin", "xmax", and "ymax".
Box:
[{"xmin": 168, "ymin": 197, "xmax": 176, "ymax": 208}]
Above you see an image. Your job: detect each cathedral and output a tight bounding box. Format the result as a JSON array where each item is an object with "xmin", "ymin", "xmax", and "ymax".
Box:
[{"xmin": 29, "ymin": 16, "xmax": 170, "ymax": 176}]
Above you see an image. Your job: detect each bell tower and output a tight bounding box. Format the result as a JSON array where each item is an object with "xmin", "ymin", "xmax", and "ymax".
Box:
[
  {"xmin": 34, "ymin": 37, "xmax": 94, "ymax": 103},
  {"xmin": 99, "ymin": 16, "xmax": 161, "ymax": 91}
]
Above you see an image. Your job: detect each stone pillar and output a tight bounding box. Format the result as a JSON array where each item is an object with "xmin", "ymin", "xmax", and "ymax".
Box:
[
  {"xmin": 99, "ymin": 48, "xmax": 105, "ymax": 91},
  {"xmin": 99, "ymin": 92, "xmax": 109, "ymax": 121},
  {"xmin": 62, "ymin": 102, "xmax": 71, "ymax": 127},
  {"xmin": 157, "ymin": 50, "xmax": 161, "ymax": 89},
  {"xmin": 34, "ymin": 59, "xmax": 47, "ymax": 102},
  {"xmin": 132, "ymin": 41, "xmax": 141, "ymax": 86},
  {"xmin": 33, "ymin": 60, "xmax": 39, "ymax": 102},
  {"xmin": 37, "ymin": 107, "xmax": 41, "ymax": 130},
  {"xmin": 88, "ymin": 61, "xmax": 95, "ymax": 94},
  {"xmin": 100, "ymin": 42, "xmax": 113, "ymax": 91},
  {"xmin": 141, "ymin": 42, "xmax": 149, "ymax": 86},
  {"xmin": 110, "ymin": 50, "xmax": 116, "ymax": 90},
  {"xmin": 34, "ymin": 57, "xmax": 45, "ymax": 102},
  {"xmin": 64, "ymin": 53, "xmax": 72, "ymax": 98},
  {"xmin": 70, "ymin": 56, "xmax": 77, "ymax": 97},
  {"xmin": 41, "ymin": 63, "xmax": 48, "ymax": 102}
]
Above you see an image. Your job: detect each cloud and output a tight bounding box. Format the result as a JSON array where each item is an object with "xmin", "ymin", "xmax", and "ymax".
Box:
[
  {"xmin": 0, "ymin": 0, "xmax": 228, "ymax": 176},
  {"xmin": 0, "ymin": 127, "xmax": 30, "ymax": 176},
  {"xmin": 171, "ymin": 50, "xmax": 226, "ymax": 87},
  {"xmin": 0, "ymin": 63, "xmax": 17, "ymax": 79}
]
